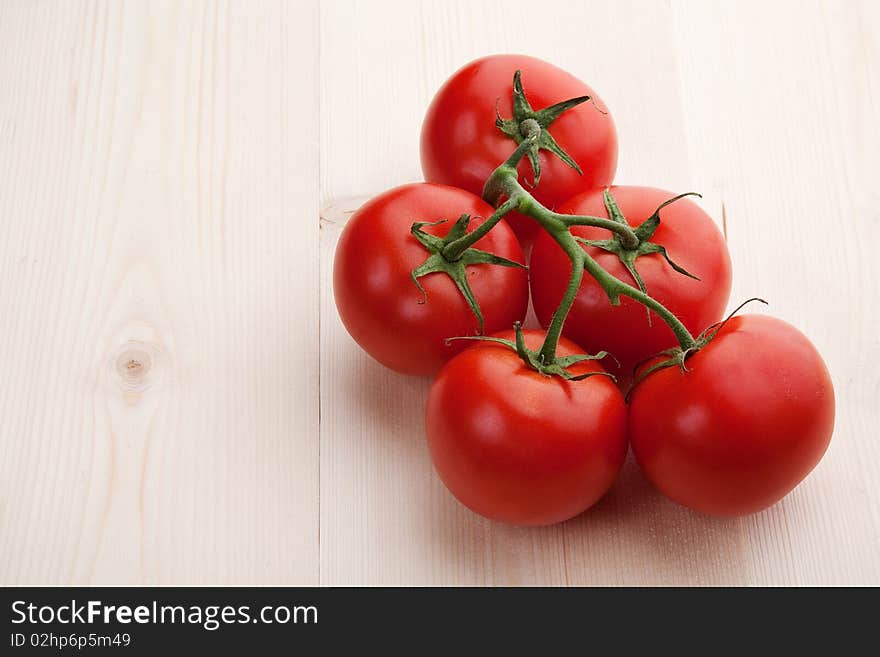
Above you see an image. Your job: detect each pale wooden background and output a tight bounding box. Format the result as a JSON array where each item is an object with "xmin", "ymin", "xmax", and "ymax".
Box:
[{"xmin": 2, "ymin": 0, "xmax": 878, "ymax": 585}]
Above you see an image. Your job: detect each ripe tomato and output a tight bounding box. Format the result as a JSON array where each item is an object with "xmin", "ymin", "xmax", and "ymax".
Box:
[
  {"xmin": 426, "ymin": 329, "xmax": 627, "ymax": 526},
  {"xmin": 629, "ymin": 315, "xmax": 835, "ymax": 517},
  {"xmin": 529, "ymin": 186, "xmax": 732, "ymax": 384},
  {"xmin": 333, "ymin": 183, "xmax": 528, "ymax": 376},
  {"xmin": 421, "ymin": 55, "xmax": 617, "ymax": 244}
]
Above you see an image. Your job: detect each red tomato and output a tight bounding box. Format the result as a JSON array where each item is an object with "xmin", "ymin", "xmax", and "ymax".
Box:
[
  {"xmin": 529, "ymin": 186, "xmax": 732, "ymax": 385},
  {"xmin": 334, "ymin": 183, "xmax": 528, "ymax": 376},
  {"xmin": 421, "ymin": 55, "xmax": 617, "ymax": 244},
  {"xmin": 629, "ymin": 315, "xmax": 835, "ymax": 517},
  {"xmin": 426, "ymin": 329, "xmax": 628, "ymax": 526}
]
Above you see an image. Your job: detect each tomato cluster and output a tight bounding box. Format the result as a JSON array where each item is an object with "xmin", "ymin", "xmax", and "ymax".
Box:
[{"xmin": 334, "ymin": 55, "xmax": 835, "ymax": 525}]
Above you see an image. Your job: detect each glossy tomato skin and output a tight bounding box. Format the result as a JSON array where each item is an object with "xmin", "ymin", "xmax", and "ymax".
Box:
[
  {"xmin": 426, "ymin": 330, "xmax": 628, "ymax": 526},
  {"xmin": 334, "ymin": 183, "xmax": 528, "ymax": 376},
  {"xmin": 421, "ymin": 55, "xmax": 618, "ymax": 244},
  {"xmin": 530, "ymin": 186, "xmax": 732, "ymax": 384},
  {"xmin": 629, "ymin": 315, "xmax": 835, "ymax": 517}
]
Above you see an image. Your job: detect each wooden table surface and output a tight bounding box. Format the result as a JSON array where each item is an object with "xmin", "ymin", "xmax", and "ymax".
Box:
[{"xmin": 2, "ymin": 0, "xmax": 878, "ymax": 585}]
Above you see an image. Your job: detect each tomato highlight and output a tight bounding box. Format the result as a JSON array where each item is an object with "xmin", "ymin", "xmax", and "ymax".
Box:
[{"xmin": 427, "ymin": 330, "xmax": 627, "ymax": 526}]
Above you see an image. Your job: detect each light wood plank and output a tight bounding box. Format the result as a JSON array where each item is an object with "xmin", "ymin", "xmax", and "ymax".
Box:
[
  {"xmin": 0, "ymin": 0, "xmax": 320, "ymax": 584},
  {"xmin": 2, "ymin": 0, "xmax": 876, "ymax": 587},
  {"xmin": 670, "ymin": 0, "xmax": 880, "ymax": 584}
]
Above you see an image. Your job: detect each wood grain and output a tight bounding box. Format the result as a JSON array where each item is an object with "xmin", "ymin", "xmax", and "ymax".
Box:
[
  {"xmin": 2, "ymin": 0, "xmax": 877, "ymax": 586},
  {"xmin": 671, "ymin": 0, "xmax": 880, "ymax": 585},
  {"xmin": 0, "ymin": 0, "xmax": 320, "ymax": 584},
  {"xmin": 319, "ymin": 0, "xmax": 880, "ymax": 585}
]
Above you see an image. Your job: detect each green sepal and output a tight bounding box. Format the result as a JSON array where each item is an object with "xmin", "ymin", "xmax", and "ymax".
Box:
[
  {"xmin": 603, "ymin": 189, "xmax": 627, "ymax": 225},
  {"xmin": 495, "ymin": 70, "xmax": 592, "ymax": 186},
  {"xmin": 576, "ymin": 189, "xmax": 702, "ymax": 324},
  {"xmin": 635, "ymin": 192, "xmax": 703, "ymax": 242},
  {"xmin": 625, "ymin": 297, "xmax": 768, "ymax": 401},
  {"xmin": 447, "ymin": 322, "xmax": 616, "ymax": 382},
  {"xmin": 410, "ymin": 214, "xmax": 526, "ymax": 333}
]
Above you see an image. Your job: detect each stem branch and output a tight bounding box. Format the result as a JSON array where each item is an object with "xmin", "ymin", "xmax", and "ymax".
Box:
[
  {"xmin": 538, "ymin": 236, "xmax": 585, "ymax": 362},
  {"xmin": 581, "ymin": 252, "xmax": 696, "ymax": 350},
  {"xmin": 442, "ymin": 196, "xmax": 519, "ymax": 261},
  {"xmin": 482, "ymin": 162, "xmax": 697, "ymax": 358},
  {"xmin": 548, "ymin": 209, "xmax": 639, "ymax": 249}
]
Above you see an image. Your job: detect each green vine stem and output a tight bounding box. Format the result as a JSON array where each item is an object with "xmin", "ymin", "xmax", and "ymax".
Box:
[
  {"xmin": 441, "ymin": 196, "xmax": 519, "ymax": 261},
  {"xmin": 445, "ymin": 123, "xmax": 698, "ymax": 366},
  {"xmin": 443, "ymin": 133, "xmax": 641, "ymax": 262},
  {"xmin": 411, "ymin": 77, "xmax": 703, "ymax": 379}
]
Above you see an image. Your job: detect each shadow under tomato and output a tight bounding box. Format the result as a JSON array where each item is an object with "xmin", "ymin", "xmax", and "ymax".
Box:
[
  {"xmin": 336, "ymin": 348, "xmax": 433, "ymax": 459},
  {"xmin": 551, "ymin": 450, "xmax": 751, "ymax": 585},
  {"xmin": 333, "ymin": 344, "xmax": 752, "ymax": 586}
]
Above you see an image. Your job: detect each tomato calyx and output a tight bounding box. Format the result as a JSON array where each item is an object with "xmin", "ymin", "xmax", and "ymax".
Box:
[
  {"xmin": 449, "ymin": 322, "xmax": 617, "ymax": 381},
  {"xmin": 483, "ymin": 149, "xmax": 704, "ymax": 364},
  {"xmin": 577, "ymin": 189, "xmax": 701, "ymax": 324},
  {"xmin": 410, "ymin": 214, "xmax": 526, "ymax": 333},
  {"xmin": 495, "ymin": 70, "xmax": 596, "ymax": 187},
  {"xmin": 626, "ymin": 297, "xmax": 769, "ymax": 399}
]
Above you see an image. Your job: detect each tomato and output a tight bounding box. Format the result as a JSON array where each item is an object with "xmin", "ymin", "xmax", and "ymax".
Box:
[
  {"xmin": 529, "ymin": 186, "xmax": 732, "ymax": 385},
  {"xmin": 629, "ymin": 315, "xmax": 835, "ymax": 517},
  {"xmin": 421, "ymin": 55, "xmax": 618, "ymax": 244},
  {"xmin": 333, "ymin": 183, "xmax": 528, "ymax": 376},
  {"xmin": 426, "ymin": 329, "xmax": 628, "ymax": 526}
]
